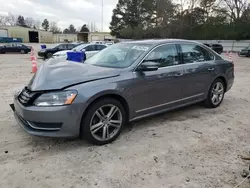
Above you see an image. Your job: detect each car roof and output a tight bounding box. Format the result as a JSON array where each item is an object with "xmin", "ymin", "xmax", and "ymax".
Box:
[{"xmin": 122, "ymin": 39, "xmax": 201, "ymax": 46}]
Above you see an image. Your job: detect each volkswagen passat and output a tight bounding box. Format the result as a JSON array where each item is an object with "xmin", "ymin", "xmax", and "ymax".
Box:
[{"xmin": 11, "ymin": 39, "xmax": 234, "ymax": 145}]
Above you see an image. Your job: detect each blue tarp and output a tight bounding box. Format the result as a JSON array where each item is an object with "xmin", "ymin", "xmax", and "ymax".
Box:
[
  {"xmin": 0, "ymin": 37, "xmax": 23, "ymax": 43},
  {"xmin": 67, "ymin": 51, "xmax": 85, "ymax": 63},
  {"xmin": 41, "ymin": 45, "xmax": 47, "ymax": 49}
]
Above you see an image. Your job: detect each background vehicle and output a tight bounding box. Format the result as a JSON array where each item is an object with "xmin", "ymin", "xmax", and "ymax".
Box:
[
  {"xmin": 38, "ymin": 43, "xmax": 77, "ymax": 59},
  {"xmin": 92, "ymin": 41, "xmax": 114, "ymax": 46},
  {"xmin": 52, "ymin": 43, "xmax": 107, "ymax": 60},
  {"xmin": 203, "ymin": 43, "xmax": 223, "ymax": 54},
  {"xmin": 11, "ymin": 40, "xmax": 234, "ymax": 145},
  {"xmin": 0, "ymin": 43, "xmax": 31, "ymax": 54},
  {"xmin": 238, "ymin": 45, "xmax": 250, "ymax": 57}
]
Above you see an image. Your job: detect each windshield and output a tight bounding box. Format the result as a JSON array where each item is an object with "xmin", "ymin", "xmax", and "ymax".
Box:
[
  {"xmin": 85, "ymin": 43, "xmax": 151, "ymax": 68},
  {"xmin": 72, "ymin": 44, "xmax": 88, "ymax": 51}
]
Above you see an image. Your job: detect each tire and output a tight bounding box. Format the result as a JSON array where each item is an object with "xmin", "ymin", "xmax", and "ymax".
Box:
[
  {"xmin": 81, "ymin": 98, "xmax": 126, "ymax": 145},
  {"xmin": 46, "ymin": 52, "xmax": 53, "ymax": 58},
  {"xmin": 204, "ymin": 78, "xmax": 225, "ymax": 108},
  {"xmin": 20, "ymin": 50, "xmax": 25, "ymax": 54}
]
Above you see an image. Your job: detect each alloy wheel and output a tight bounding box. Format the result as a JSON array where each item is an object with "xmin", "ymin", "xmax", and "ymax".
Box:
[
  {"xmin": 211, "ymin": 82, "xmax": 224, "ymax": 105},
  {"xmin": 90, "ymin": 104, "xmax": 122, "ymax": 141}
]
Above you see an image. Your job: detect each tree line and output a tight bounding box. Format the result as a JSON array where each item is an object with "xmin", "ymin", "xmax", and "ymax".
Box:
[
  {"xmin": 110, "ymin": 0, "xmax": 250, "ymax": 40},
  {"xmin": 0, "ymin": 13, "xmax": 94, "ymax": 34}
]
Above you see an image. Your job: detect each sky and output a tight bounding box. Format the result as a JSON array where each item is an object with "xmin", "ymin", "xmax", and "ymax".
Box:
[{"xmin": 0, "ymin": 0, "xmax": 118, "ymax": 31}]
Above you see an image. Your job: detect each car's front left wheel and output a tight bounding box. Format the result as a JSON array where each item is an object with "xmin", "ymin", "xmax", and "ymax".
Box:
[{"xmin": 81, "ymin": 98, "xmax": 126, "ymax": 145}]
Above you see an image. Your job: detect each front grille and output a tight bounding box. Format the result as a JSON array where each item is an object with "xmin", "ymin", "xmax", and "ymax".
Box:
[{"xmin": 18, "ymin": 87, "xmax": 41, "ymax": 106}]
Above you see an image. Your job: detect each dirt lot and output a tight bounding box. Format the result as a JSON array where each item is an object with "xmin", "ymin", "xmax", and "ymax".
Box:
[{"xmin": 0, "ymin": 46, "xmax": 250, "ymax": 188}]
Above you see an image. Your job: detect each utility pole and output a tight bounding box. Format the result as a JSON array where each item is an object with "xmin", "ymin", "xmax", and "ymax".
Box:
[{"xmin": 101, "ymin": 0, "xmax": 103, "ymax": 32}]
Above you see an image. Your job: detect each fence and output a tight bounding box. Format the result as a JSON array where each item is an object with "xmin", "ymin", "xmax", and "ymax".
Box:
[
  {"xmin": 196, "ymin": 40, "xmax": 250, "ymax": 52},
  {"xmin": 117, "ymin": 39, "xmax": 250, "ymax": 52}
]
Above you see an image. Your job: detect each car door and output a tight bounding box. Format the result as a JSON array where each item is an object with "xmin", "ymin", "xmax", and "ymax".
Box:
[
  {"xmin": 15, "ymin": 44, "xmax": 23, "ymax": 52},
  {"xmin": 179, "ymin": 43, "xmax": 215, "ymax": 102},
  {"xmin": 4, "ymin": 44, "xmax": 14, "ymax": 52},
  {"xmin": 84, "ymin": 44, "xmax": 96, "ymax": 59},
  {"xmin": 57, "ymin": 44, "xmax": 67, "ymax": 52},
  {"xmin": 133, "ymin": 44, "xmax": 185, "ymax": 116},
  {"xmin": 67, "ymin": 44, "xmax": 75, "ymax": 50}
]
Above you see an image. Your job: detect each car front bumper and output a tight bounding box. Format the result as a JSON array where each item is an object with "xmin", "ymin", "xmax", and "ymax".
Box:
[
  {"xmin": 11, "ymin": 97, "xmax": 83, "ymax": 138},
  {"xmin": 38, "ymin": 51, "xmax": 46, "ymax": 58},
  {"xmin": 239, "ymin": 51, "xmax": 249, "ymax": 56}
]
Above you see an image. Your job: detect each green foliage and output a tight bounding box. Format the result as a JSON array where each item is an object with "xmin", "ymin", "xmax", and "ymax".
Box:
[
  {"xmin": 110, "ymin": 0, "xmax": 250, "ymax": 40},
  {"xmin": 63, "ymin": 24, "xmax": 76, "ymax": 34},
  {"xmin": 42, "ymin": 19, "xmax": 49, "ymax": 31},
  {"xmin": 80, "ymin": 24, "xmax": 89, "ymax": 32},
  {"xmin": 16, "ymin": 15, "xmax": 26, "ymax": 27}
]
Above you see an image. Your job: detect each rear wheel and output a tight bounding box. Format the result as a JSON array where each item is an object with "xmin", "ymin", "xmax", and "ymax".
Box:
[
  {"xmin": 205, "ymin": 78, "xmax": 225, "ymax": 108},
  {"xmin": 20, "ymin": 50, "xmax": 25, "ymax": 54},
  {"xmin": 81, "ymin": 98, "xmax": 126, "ymax": 145}
]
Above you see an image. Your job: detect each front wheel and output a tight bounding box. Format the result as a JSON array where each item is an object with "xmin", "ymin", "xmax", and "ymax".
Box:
[
  {"xmin": 46, "ymin": 52, "xmax": 53, "ymax": 58},
  {"xmin": 81, "ymin": 98, "xmax": 126, "ymax": 145},
  {"xmin": 20, "ymin": 50, "xmax": 25, "ymax": 54},
  {"xmin": 205, "ymin": 78, "xmax": 225, "ymax": 108}
]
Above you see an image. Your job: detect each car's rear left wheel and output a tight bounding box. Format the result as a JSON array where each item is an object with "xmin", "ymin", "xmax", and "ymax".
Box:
[
  {"xmin": 205, "ymin": 78, "xmax": 225, "ymax": 108},
  {"xmin": 81, "ymin": 98, "xmax": 126, "ymax": 145}
]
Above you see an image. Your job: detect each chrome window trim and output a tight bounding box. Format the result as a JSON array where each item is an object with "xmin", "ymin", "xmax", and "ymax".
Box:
[{"xmin": 133, "ymin": 42, "xmax": 216, "ymax": 72}]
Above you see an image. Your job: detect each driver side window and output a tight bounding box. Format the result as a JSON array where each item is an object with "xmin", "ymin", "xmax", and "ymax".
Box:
[
  {"xmin": 85, "ymin": 45, "xmax": 95, "ymax": 51},
  {"xmin": 58, "ymin": 44, "xmax": 66, "ymax": 50},
  {"xmin": 144, "ymin": 44, "xmax": 179, "ymax": 67}
]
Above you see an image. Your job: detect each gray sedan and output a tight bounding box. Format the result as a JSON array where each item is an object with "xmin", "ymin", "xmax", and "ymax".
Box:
[{"xmin": 11, "ymin": 39, "xmax": 234, "ymax": 145}]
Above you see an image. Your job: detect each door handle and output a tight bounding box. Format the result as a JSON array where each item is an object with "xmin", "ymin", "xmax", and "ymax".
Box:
[{"xmin": 208, "ymin": 68, "xmax": 215, "ymax": 71}]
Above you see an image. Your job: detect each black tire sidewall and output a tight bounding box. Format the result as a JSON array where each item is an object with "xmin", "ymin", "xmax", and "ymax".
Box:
[
  {"xmin": 206, "ymin": 78, "xmax": 225, "ymax": 108},
  {"xmin": 81, "ymin": 98, "xmax": 126, "ymax": 145}
]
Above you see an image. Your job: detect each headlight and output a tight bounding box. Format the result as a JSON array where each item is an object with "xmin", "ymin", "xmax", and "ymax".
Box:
[{"xmin": 34, "ymin": 90, "xmax": 77, "ymax": 107}]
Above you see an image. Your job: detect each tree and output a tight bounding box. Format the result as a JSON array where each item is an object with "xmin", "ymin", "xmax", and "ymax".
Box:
[
  {"xmin": 110, "ymin": 0, "xmax": 250, "ymax": 39},
  {"xmin": 16, "ymin": 15, "xmax": 25, "ymax": 26},
  {"xmin": 80, "ymin": 24, "xmax": 89, "ymax": 32},
  {"xmin": 0, "ymin": 13, "xmax": 16, "ymax": 26},
  {"xmin": 50, "ymin": 21, "xmax": 61, "ymax": 33},
  {"xmin": 42, "ymin": 19, "xmax": 49, "ymax": 31},
  {"xmin": 25, "ymin": 17, "xmax": 35, "ymax": 28},
  {"xmin": 34, "ymin": 20, "xmax": 41, "ymax": 30},
  {"xmin": 63, "ymin": 28, "xmax": 70, "ymax": 34},
  {"xmin": 63, "ymin": 24, "xmax": 76, "ymax": 34},
  {"xmin": 69, "ymin": 24, "xmax": 76, "ymax": 33}
]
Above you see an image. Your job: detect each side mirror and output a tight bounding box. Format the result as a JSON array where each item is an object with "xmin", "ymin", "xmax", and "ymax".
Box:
[{"xmin": 137, "ymin": 61, "xmax": 159, "ymax": 72}]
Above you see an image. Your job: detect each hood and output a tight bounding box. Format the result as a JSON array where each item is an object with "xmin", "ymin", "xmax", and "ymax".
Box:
[
  {"xmin": 27, "ymin": 59, "xmax": 120, "ymax": 91},
  {"xmin": 53, "ymin": 50, "xmax": 72, "ymax": 56}
]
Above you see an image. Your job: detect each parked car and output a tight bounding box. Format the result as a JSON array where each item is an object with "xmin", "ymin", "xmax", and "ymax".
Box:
[
  {"xmin": 238, "ymin": 45, "xmax": 250, "ymax": 57},
  {"xmin": 203, "ymin": 43, "xmax": 223, "ymax": 54},
  {"xmin": 52, "ymin": 43, "xmax": 107, "ymax": 60},
  {"xmin": 0, "ymin": 43, "xmax": 31, "ymax": 54},
  {"xmin": 91, "ymin": 41, "xmax": 114, "ymax": 46},
  {"xmin": 38, "ymin": 43, "xmax": 78, "ymax": 59},
  {"xmin": 11, "ymin": 39, "xmax": 234, "ymax": 145}
]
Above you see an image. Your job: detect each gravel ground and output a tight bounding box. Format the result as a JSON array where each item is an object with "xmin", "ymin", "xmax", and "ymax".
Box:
[{"xmin": 0, "ymin": 45, "xmax": 250, "ymax": 188}]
